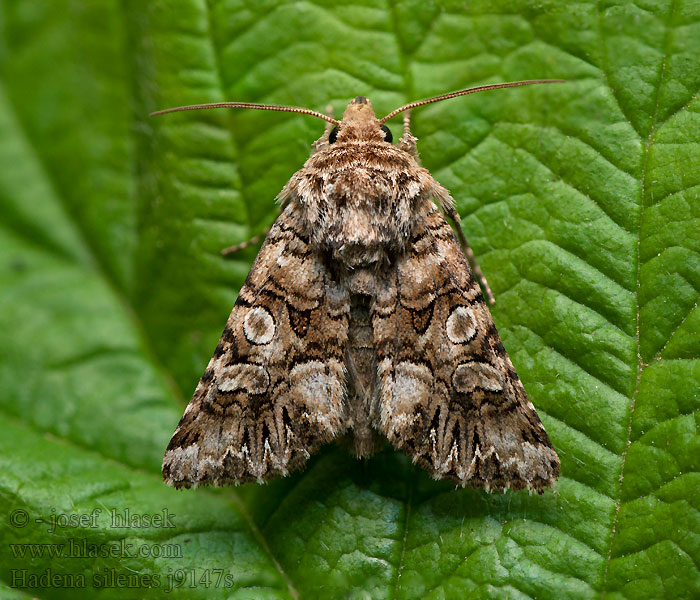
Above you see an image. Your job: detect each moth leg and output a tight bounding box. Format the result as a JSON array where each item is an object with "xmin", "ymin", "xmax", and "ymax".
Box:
[
  {"xmin": 324, "ymin": 104, "xmax": 335, "ymax": 134},
  {"xmin": 459, "ymin": 227, "xmax": 495, "ymax": 305},
  {"xmin": 448, "ymin": 213, "xmax": 495, "ymax": 305},
  {"xmin": 398, "ymin": 109, "xmax": 419, "ymax": 159},
  {"xmin": 221, "ymin": 230, "xmax": 270, "ymax": 255},
  {"xmin": 312, "ymin": 105, "xmax": 335, "ymax": 154},
  {"xmin": 432, "ymin": 183, "xmax": 496, "ymax": 305}
]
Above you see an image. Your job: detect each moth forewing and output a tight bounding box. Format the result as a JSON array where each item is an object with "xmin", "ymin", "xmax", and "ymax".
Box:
[{"xmin": 158, "ymin": 81, "xmax": 563, "ymax": 492}]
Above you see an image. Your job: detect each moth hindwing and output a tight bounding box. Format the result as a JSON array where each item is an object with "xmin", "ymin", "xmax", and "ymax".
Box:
[{"xmin": 161, "ymin": 86, "xmax": 562, "ymax": 493}]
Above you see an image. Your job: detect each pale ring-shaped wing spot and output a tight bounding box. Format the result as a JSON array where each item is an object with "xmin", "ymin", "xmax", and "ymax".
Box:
[
  {"xmin": 445, "ymin": 305, "xmax": 477, "ymax": 344},
  {"xmin": 243, "ymin": 307, "xmax": 276, "ymax": 345}
]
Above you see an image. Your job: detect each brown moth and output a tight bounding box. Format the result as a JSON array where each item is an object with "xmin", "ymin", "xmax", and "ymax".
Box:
[{"xmin": 155, "ymin": 80, "xmax": 563, "ymax": 493}]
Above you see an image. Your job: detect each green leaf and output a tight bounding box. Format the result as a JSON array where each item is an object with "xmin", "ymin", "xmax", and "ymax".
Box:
[{"xmin": 0, "ymin": 1, "xmax": 698, "ymax": 599}]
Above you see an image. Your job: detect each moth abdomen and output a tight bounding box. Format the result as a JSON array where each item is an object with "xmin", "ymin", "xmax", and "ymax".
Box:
[{"xmin": 344, "ymin": 293, "xmax": 382, "ymax": 458}]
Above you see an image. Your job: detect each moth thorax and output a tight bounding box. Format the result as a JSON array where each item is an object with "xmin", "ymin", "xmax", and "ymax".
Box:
[{"xmin": 310, "ymin": 187, "xmax": 415, "ymax": 268}]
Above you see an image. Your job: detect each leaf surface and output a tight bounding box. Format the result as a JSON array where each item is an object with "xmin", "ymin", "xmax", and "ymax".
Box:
[{"xmin": 0, "ymin": 1, "xmax": 698, "ymax": 598}]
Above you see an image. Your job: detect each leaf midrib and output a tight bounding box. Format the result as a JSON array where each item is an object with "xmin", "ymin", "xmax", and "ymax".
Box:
[
  {"xmin": 0, "ymin": 9, "xmax": 295, "ymax": 599},
  {"xmin": 600, "ymin": 0, "xmax": 678, "ymax": 595}
]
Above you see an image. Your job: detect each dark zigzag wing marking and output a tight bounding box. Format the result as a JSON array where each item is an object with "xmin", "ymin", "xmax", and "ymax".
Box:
[
  {"xmin": 163, "ymin": 203, "xmax": 351, "ymax": 488},
  {"xmin": 372, "ymin": 202, "xmax": 560, "ymax": 492}
]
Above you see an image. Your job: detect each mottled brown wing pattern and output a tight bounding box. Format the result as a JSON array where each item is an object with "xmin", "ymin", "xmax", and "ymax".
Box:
[
  {"xmin": 163, "ymin": 203, "xmax": 350, "ymax": 487},
  {"xmin": 372, "ymin": 202, "xmax": 560, "ymax": 492}
]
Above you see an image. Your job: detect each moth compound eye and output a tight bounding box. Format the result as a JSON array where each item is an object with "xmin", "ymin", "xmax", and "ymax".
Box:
[
  {"xmin": 328, "ymin": 126, "xmax": 339, "ymax": 144},
  {"xmin": 381, "ymin": 125, "xmax": 393, "ymax": 143}
]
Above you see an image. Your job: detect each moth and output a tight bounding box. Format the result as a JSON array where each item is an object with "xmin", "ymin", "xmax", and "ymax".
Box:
[{"xmin": 155, "ymin": 80, "xmax": 563, "ymax": 493}]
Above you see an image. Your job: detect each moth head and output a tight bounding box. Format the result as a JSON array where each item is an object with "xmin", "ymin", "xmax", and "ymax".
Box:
[{"xmin": 328, "ymin": 96, "xmax": 393, "ymax": 145}]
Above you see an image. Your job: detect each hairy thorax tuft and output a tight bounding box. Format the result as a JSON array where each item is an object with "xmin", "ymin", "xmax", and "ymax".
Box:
[{"xmin": 281, "ymin": 140, "xmax": 439, "ymax": 268}]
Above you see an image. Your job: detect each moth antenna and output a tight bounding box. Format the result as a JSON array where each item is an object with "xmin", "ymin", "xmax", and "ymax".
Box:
[
  {"xmin": 379, "ymin": 79, "xmax": 565, "ymax": 123},
  {"xmin": 150, "ymin": 102, "xmax": 340, "ymax": 126}
]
